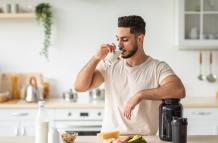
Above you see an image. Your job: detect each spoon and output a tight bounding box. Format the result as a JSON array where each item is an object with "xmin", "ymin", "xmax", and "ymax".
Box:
[
  {"xmin": 206, "ymin": 51, "xmax": 217, "ymax": 83},
  {"xmin": 197, "ymin": 51, "xmax": 205, "ymax": 80}
]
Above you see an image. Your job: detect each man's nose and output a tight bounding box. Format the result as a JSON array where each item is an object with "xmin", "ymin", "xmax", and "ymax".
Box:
[
  {"xmin": 118, "ymin": 45, "xmax": 123, "ymax": 51},
  {"xmin": 117, "ymin": 42, "xmax": 123, "ymax": 51}
]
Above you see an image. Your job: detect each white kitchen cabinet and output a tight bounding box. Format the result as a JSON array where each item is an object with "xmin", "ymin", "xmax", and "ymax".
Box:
[
  {"xmin": 0, "ymin": 121, "xmax": 19, "ymax": 136},
  {"xmin": 184, "ymin": 108, "xmax": 218, "ymax": 135},
  {"xmin": 20, "ymin": 121, "xmax": 35, "ymax": 136},
  {"xmin": 0, "ymin": 109, "xmax": 55, "ymax": 136},
  {"xmin": 176, "ymin": 0, "xmax": 218, "ymax": 50}
]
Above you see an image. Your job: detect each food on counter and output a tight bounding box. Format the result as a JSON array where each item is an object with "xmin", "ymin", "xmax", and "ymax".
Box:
[
  {"xmin": 97, "ymin": 131, "xmax": 120, "ymax": 143},
  {"xmin": 97, "ymin": 131, "xmax": 120, "ymax": 140},
  {"xmin": 0, "ymin": 91, "xmax": 10, "ymax": 103},
  {"xmin": 61, "ymin": 131, "xmax": 77, "ymax": 143},
  {"xmin": 97, "ymin": 131, "xmax": 147, "ymax": 143},
  {"xmin": 127, "ymin": 135, "xmax": 147, "ymax": 143}
]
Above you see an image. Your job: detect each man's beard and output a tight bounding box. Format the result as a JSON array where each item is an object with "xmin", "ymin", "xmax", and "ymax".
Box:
[{"xmin": 122, "ymin": 41, "xmax": 138, "ymax": 59}]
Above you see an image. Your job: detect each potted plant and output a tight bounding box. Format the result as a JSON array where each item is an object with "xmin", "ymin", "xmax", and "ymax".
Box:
[{"xmin": 35, "ymin": 3, "xmax": 52, "ymax": 60}]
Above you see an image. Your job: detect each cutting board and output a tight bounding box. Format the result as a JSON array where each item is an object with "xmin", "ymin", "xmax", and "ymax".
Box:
[{"xmin": 0, "ymin": 72, "xmax": 42, "ymax": 99}]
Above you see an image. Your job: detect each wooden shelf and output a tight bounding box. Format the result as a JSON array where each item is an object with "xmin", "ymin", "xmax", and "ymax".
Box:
[{"xmin": 0, "ymin": 13, "xmax": 35, "ymax": 19}]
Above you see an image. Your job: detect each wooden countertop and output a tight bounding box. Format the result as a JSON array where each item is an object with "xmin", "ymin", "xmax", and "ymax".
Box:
[
  {"xmin": 181, "ymin": 96, "xmax": 218, "ymax": 108},
  {"xmin": 0, "ymin": 98, "xmax": 104, "ymax": 109},
  {"xmin": 0, "ymin": 135, "xmax": 218, "ymax": 143},
  {"xmin": 0, "ymin": 96, "xmax": 218, "ymax": 108}
]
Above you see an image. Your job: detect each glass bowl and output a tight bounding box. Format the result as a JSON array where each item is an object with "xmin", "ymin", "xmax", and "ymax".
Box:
[{"xmin": 60, "ymin": 129, "xmax": 78, "ymax": 143}]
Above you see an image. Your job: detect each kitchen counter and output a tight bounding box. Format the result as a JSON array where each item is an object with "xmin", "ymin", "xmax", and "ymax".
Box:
[
  {"xmin": 181, "ymin": 96, "xmax": 218, "ymax": 108},
  {"xmin": 0, "ymin": 96, "xmax": 218, "ymax": 108},
  {"xmin": 0, "ymin": 98, "xmax": 104, "ymax": 109},
  {"xmin": 0, "ymin": 135, "xmax": 218, "ymax": 143}
]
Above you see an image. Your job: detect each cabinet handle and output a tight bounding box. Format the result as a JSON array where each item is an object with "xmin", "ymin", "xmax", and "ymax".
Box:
[
  {"xmin": 13, "ymin": 127, "xmax": 19, "ymax": 136},
  {"xmin": 217, "ymin": 126, "xmax": 218, "ymax": 135},
  {"xmin": 11, "ymin": 112, "xmax": 29, "ymax": 116},
  {"xmin": 97, "ymin": 112, "xmax": 102, "ymax": 116},
  {"xmin": 192, "ymin": 112, "xmax": 211, "ymax": 116},
  {"xmin": 20, "ymin": 127, "xmax": 25, "ymax": 136},
  {"xmin": 68, "ymin": 112, "xmax": 72, "ymax": 117}
]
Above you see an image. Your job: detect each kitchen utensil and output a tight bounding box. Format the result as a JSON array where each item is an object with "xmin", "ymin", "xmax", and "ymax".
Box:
[
  {"xmin": 206, "ymin": 51, "xmax": 217, "ymax": 83},
  {"xmin": 197, "ymin": 51, "xmax": 205, "ymax": 80},
  {"xmin": 62, "ymin": 89, "xmax": 78, "ymax": 102},
  {"xmin": 25, "ymin": 76, "xmax": 39, "ymax": 102},
  {"xmin": 0, "ymin": 73, "xmax": 42, "ymax": 97},
  {"xmin": 89, "ymin": 88, "xmax": 105, "ymax": 101}
]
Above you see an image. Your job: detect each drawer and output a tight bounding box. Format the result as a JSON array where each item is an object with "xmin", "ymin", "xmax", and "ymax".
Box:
[
  {"xmin": 0, "ymin": 109, "xmax": 37, "ymax": 120},
  {"xmin": 0, "ymin": 109, "xmax": 55, "ymax": 121},
  {"xmin": 55, "ymin": 109, "xmax": 104, "ymax": 120},
  {"xmin": 184, "ymin": 108, "xmax": 218, "ymax": 120}
]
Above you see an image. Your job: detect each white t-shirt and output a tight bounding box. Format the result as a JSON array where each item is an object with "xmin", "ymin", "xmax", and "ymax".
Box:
[{"xmin": 97, "ymin": 56, "xmax": 175, "ymax": 135}]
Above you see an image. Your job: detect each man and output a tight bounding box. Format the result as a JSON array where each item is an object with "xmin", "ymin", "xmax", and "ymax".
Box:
[{"xmin": 74, "ymin": 15, "xmax": 185, "ymax": 136}]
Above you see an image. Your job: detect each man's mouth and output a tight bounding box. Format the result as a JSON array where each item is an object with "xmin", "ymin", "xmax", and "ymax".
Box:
[{"xmin": 121, "ymin": 50, "xmax": 126, "ymax": 55}]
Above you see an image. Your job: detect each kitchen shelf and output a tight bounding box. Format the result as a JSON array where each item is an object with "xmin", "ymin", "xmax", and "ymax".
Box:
[
  {"xmin": 0, "ymin": 13, "xmax": 35, "ymax": 19},
  {"xmin": 176, "ymin": 0, "xmax": 218, "ymax": 50}
]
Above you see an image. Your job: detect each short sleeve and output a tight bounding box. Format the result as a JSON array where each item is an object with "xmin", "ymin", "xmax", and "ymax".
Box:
[{"xmin": 156, "ymin": 62, "xmax": 175, "ymax": 84}]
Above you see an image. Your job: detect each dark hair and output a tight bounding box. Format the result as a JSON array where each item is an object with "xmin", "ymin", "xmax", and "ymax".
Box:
[{"xmin": 118, "ymin": 15, "xmax": 146, "ymax": 35}]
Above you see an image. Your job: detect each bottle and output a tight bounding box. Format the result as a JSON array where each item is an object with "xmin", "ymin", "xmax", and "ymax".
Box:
[
  {"xmin": 159, "ymin": 99, "xmax": 183, "ymax": 141},
  {"xmin": 42, "ymin": 81, "xmax": 50, "ymax": 99},
  {"xmin": 216, "ymin": 91, "xmax": 218, "ymax": 100},
  {"xmin": 171, "ymin": 117, "xmax": 188, "ymax": 143},
  {"xmin": 48, "ymin": 126, "xmax": 59, "ymax": 143},
  {"xmin": 35, "ymin": 101, "xmax": 49, "ymax": 143},
  {"xmin": 10, "ymin": 75, "xmax": 19, "ymax": 99}
]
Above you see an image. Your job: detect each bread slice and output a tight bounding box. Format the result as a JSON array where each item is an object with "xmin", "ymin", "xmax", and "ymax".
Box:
[{"xmin": 97, "ymin": 131, "xmax": 120, "ymax": 140}]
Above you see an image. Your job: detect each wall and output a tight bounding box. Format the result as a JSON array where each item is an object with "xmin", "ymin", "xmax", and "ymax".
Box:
[{"xmin": 0, "ymin": 0, "xmax": 218, "ymax": 98}]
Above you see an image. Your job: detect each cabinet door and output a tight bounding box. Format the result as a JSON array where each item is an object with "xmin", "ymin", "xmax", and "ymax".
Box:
[
  {"xmin": 0, "ymin": 109, "xmax": 37, "ymax": 121},
  {"xmin": 176, "ymin": 0, "xmax": 218, "ymax": 49},
  {"xmin": 0, "ymin": 109, "xmax": 55, "ymax": 136},
  {"xmin": 0, "ymin": 121, "xmax": 19, "ymax": 136},
  {"xmin": 187, "ymin": 119, "xmax": 218, "ymax": 135},
  {"xmin": 20, "ymin": 121, "xmax": 35, "ymax": 136},
  {"xmin": 184, "ymin": 108, "xmax": 218, "ymax": 135}
]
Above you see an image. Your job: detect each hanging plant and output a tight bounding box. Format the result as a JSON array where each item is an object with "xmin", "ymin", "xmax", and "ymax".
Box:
[{"xmin": 35, "ymin": 3, "xmax": 52, "ymax": 60}]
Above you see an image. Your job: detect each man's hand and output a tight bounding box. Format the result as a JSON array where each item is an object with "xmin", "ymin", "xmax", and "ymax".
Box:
[
  {"xmin": 123, "ymin": 92, "xmax": 142, "ymax": 120},
  {"xmin": 95, "ymin": 43, "xmax": 116, "ymax": 60}
]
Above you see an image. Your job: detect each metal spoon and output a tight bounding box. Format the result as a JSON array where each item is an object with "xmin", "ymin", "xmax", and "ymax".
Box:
[
  {"xmin": 206, "ymin": 51, "xmax": 217, "ymax": 83},
  {"xmin": 197, "ymin": 51, "xmax": 205, "ymax": 80}
]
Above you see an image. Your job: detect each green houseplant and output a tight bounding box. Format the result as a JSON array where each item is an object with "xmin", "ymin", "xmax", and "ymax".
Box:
[{"xmin": 35, "ymin": 3, "xmax": 52, "ymax": 60}]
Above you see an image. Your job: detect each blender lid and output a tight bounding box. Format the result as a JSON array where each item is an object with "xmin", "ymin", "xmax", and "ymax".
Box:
[{"xmin": 171, "ymin": 117, "xmax": 188, "ymax": 125}]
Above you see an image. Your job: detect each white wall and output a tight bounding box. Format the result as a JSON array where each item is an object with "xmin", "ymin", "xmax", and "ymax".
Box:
[{"xmin": 0, "ymin": 0, "xmax": 218, "ymax": 98}]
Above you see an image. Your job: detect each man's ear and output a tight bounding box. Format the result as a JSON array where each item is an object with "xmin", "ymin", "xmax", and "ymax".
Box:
[{"xmin": 137, "ymin": 34, "xmax": 144, "ymax": 43}]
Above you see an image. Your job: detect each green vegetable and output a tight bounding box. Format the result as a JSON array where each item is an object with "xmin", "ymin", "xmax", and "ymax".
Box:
[{"xmin": 127, "ymin": 135, "xmax": 147, "ymax": 143}]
